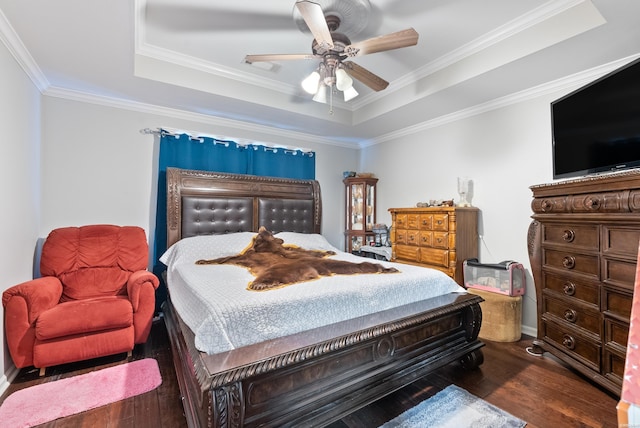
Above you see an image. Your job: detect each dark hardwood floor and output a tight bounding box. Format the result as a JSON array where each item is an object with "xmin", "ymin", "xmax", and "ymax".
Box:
[{"xmin": 0, "ymin": 318, "xmax": 619, "ymax": 427}]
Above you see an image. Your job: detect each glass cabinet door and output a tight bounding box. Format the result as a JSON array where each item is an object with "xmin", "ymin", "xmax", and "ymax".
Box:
[
  {"xmin": 365, "ymin": 183, "xmax": 375, "ymax": 231},
  {"xmin": 350, "ymin": 183, "xmax": 364, "ymax": 230},
  {"xmin": 344, "ymin": 176, "xmax": 378, "ymax": 253}
]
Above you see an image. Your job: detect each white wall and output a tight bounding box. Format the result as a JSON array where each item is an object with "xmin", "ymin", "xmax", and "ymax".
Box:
[
  {"xmin": 360, "ymin": 94, "xmax": 567, "ymax": 335},
  {"xmin": 0, "ymin": 40, "xmax": 41, "ymax": 388},
  {"xmin": 39, "ymin": 97, "xmax": 358, "ymax": 250}
]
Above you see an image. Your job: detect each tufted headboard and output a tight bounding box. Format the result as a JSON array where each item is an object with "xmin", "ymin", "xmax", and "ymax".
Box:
[{"xmin": 165, "ymin": 168, "xmax": 322, "ymax": 247}]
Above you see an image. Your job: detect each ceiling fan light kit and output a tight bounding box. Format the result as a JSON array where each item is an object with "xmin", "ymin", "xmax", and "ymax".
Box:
[
  {"xmin": 343, "ymin": 86, "xmax": 359, "ymax": 102},
  {"xmin": 244, "ymin": 0, "xmax": 419, "ymax": 113},
  {"xmin": 302, "ymin": 71, "xmax": 321, "ymax": 94}
]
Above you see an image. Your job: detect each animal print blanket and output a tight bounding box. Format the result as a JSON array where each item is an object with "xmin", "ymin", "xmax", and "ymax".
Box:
[{"xmin": 196, "ymin": 227, "xmax": 398, "ymax": 290}]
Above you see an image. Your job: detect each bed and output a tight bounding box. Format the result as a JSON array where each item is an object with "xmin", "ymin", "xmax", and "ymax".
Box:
[{"xmin": 161, "ymin": 167, "xmax": 484, "ymax": 428}]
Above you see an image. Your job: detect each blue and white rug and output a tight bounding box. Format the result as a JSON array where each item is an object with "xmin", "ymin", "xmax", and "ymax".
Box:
[{"xmin": 379, "ymin": 385, "xmax": 526, "ymax": 427}]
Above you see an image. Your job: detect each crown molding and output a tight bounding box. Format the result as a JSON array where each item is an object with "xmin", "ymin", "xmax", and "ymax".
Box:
[
  {"xmin": 0, "ymin": 7, "xmax": 49, "ymax": 91},
  {"xmin": 349, "ymin": 0, "xmax": 591, "ymax": 109},
  {"xmin": 365, "ymin": 54, "xmax": 640, "ymax": 147},
  {"xmin": 42, "ymin": 85, "xmax": 356, "ymax": 150},
  {"xmin": 40, "ymin": 53, "xmax": 640, "ymax": 150}
]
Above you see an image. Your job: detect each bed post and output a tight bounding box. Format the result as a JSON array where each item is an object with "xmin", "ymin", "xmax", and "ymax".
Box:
[{"xmin": 460, "ymin": 301, "xmax": 484, "ymax": 369}]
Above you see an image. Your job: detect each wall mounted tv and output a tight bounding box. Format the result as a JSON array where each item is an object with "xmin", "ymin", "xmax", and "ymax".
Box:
[{"xmin": 552, "ymin": 56, "xmax": 640, "ymax": 179}]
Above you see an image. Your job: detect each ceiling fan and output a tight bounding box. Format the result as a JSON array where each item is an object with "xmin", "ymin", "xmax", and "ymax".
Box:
[{"xmin": 244, "ymin": 0, "xmax": 419, "ymax": 106}]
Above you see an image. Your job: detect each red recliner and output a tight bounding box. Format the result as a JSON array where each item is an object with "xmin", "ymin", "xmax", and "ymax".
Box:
[{"xmin": 2, "ymin": 225, "xmax": 159, "ymax": 375}]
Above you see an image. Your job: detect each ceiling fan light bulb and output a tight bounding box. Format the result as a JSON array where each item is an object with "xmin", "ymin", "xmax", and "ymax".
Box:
[
  {"xmin": 335, "ymin": 68, "xmax": 353, "ymax": 91},
  {"xmin": 313, "ymin": 85, "xmax": 328, "ymax": 103},
  {"xmin": 301, "ymin": 71, "xmax": 321, "ymax": 94},
  {"xmin": 343, "ymin": 86, "xmax": 359, "ymax": 102}
]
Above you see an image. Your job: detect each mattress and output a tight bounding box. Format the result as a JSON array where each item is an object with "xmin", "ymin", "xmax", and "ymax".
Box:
[{"xmin": 160, "ymin": 232, "xmax": 465, "ymax": 354}]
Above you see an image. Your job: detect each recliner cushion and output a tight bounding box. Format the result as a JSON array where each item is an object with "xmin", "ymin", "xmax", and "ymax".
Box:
[
  {"xmin": 35, "ymin": 297, "xmax": 133, "ymax": 341},
  {"xmin": 40, "ymin": 225, "xmax": 148, "ymax": 301}
]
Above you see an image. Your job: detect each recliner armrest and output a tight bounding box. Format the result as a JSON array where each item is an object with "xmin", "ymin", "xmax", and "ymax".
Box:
[
  {"xmin": 127, "ymin": 270, "xmax": 160, "ymax": 312},
  {"xmin": 2, "ymin": 277, "xmax": 63, "ymax": 323}
]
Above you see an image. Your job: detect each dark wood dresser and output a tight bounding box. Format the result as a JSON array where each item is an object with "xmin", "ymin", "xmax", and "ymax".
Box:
[
  {"xmin": 528, "ymin": 171, "xmax": 640, "ymax": 395},
  {"xmin": 389, "ymin": 206, "xmax": 478, "ymax": 285}
]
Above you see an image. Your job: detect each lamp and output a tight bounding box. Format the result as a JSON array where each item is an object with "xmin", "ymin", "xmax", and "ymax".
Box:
[
  {"xmin": 301, "ymin": 71, "xmax": 321, "ymax": 94},
  {"xmin": 304, "ymin": 57, "xmax": 358, "ymax": 113},
  {"xmin": 313, "ymin": 83, "xmax": 328, "ymax": 103},
  {"xmin": 335, "ymin": 68, "xmax": 353, "ymax": 91},
  {"xmin": 343, "ymin": 86, "xmax": 359, "ymax": 102}
]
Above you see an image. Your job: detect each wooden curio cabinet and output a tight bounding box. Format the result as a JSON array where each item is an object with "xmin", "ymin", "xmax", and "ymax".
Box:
[{"xmin": 344, "ymin": 176, "xmax": 378, "ymax": 253}]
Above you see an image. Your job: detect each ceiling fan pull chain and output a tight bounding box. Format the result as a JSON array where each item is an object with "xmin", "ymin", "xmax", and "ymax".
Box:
[{"xmin": 329, "ymin": 85, "xmax": 334, "ymax": 115}]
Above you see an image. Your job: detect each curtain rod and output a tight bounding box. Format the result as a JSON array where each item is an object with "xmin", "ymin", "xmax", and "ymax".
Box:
[{"xmin": 139, "ymin": 127, "xmax": 314, "ymax": 156}]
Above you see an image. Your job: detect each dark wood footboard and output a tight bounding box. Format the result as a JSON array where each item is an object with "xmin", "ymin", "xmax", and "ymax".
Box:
[{"xmin": 163, "ymin": 292, "xmax": 484, "ymax": 428}]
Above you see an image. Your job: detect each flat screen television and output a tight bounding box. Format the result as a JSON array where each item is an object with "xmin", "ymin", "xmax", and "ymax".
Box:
[{"xmin": 552, "ymin": 56, "xmax": 640, "ymax": 179}]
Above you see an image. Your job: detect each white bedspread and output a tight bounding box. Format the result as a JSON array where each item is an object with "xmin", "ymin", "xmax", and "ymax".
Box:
[{"xmin": 160, "ymin": 232, "xmax": 465, "ymax": 355}]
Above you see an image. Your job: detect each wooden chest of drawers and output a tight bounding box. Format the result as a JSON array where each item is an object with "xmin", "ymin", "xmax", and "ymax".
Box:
[
  {"xmin": 528, "ymin": 171, "xmax": 640, "ymax": 396},
  {"xmin": 388, "ymin": 207, "xmax": 479, "ymax": 285}
]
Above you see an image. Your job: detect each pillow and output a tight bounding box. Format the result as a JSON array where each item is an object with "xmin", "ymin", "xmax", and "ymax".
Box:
[
  {"xmin": 274, "ymin": 232, "xmax": 339, "ymax": 252},
  {"xmin": 160, "ymin": 232, "xmax": 257, "ymax": 267}
]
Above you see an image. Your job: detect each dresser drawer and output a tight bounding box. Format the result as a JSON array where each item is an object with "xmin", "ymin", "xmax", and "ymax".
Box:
[
  {"xmin": 396, "ymin": 229, "xmax": 407, "ymax": 245},
  {"xmin": 543, "ymin": 249, "xmax": 599, "ymax": 279},
  {"xmin": 603, "ymin": 226, "xmax": 640, "ymax": 258},
  {"xmin": 418, "ymin": 231, "xmax": 432, "ymax": 247},
  {"xmin": 542, "ymin": 223, "xmax": 598, "ymax": 251},
  {"xmin": 418, "ymin": 215, "xmax": 433, "ymax": 230},
  {"xmin": 432, "ymin": 214, "xmax": 449, "ymax": 231},
  {"xmin": 419, "ymin": 247, "xmax": 449, "ymax": 268},
  {"xmin": 542, "ymin": 320, "xmax": 601, "ymax": 372},
  {"xmin": 407, "ymin": 214, "xmax": 420, "ymax": 229},
  {"xmin": 603, "ymin": 286, "xmax": 633, "ymax": 321},
  {"xmin": 603, "ymin": 349, "xmax": 625, "ymax": 388},
  {"xmin": 432, "ymin": 232, "xmax": 449, "ymax": 249},
  {"xmin": 602, "ymin": 257, "xmax": 636, "ymax": 290},
  {"xmin": 394, "ymin": 244, "xmax": 420, "ymax": 262},
  {"xmin": 406, "ymin": 230, "xmax": 419, "ymax": 246},
  {"xmin": 605, "ymin": 318, "xmax": 629, "ymax": 350},
  {"xmin": 395, "ymin": 214, "xmax": 408, "ymax": 229},
  {"xmin": 604, "ymin": 318, "xmax": 628, "ymax": 387},
  {"xmin": 542, "ymin": 271, "xmax": 599, "ymax": 307},
  {"xmin": 543, "ymin": 295, "xmax": 601, "ymax": 336}
]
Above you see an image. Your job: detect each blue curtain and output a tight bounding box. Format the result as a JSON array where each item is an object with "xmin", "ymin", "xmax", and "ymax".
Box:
[
  {"xmin": 152, "ymin": 131, "xmax": 315, "ymax": 311},
  {"xmin": 249, "ymin": 145, "xmax": 316, "ymax": 178}
]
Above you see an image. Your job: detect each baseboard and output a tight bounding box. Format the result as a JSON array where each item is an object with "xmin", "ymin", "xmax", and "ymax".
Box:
[
  {"xmin": 0, "ymin": 364, "xmax": 19, "ymax": 397},
  {"xmin": 521, "ymin": 324, "xmax": 537, "ymax": 338}
]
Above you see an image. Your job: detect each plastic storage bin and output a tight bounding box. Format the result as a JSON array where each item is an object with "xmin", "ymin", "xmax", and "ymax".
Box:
[{"xmin": 463, "ymin": 258, "xmax": 525, "ymax": 296}]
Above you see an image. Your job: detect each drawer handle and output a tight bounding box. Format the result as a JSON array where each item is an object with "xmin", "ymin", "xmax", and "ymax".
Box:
[
  {"xmin": 562, "ymin": 282, "xmax": 576, "ymax": 296},
  {"xmin": 436, "ymin": 237, "xmax": 443, "ymax": 243},
  {"xmin": 562, "ymin": 256, "xmax": 576, "ymax": 269},
  {"xmin": 409, "ymin": 235, "xmax": 415, "ymax": 241},
  {"xmin": 562, "ymin": 334, "xmax": 576, "ymax": 350},
  {"xmin": 422, "ymin": 220, "xmax": 427, "ymax": 225},
  {"xmin": 562, "ymin": 229, "xmax": 575, "ymax": 243},
  {"xmin": 564, "ymin": 309, "xmax": 577, "ymax": 323},
  {"xmin": 436, "ymin": 220, "xmax": 443, "ymax": 225}
]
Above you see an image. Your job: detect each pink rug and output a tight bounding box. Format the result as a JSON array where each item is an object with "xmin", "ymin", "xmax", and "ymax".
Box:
[{"xmin": 0, "ymin": 358, "xmax": 162, "ymax": 427}]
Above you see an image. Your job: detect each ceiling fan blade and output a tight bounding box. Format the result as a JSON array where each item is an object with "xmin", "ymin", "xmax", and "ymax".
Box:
[
  {"xmin": 344, "ymin": 28, "xmax": 419, "ymax": 57},
  {"xmin": 295, "ymin": 0, "xmax": 334, "ymax": 50},
  {"xmin": 342, "ymin": 61, "xmax": 389, "ymax": 92},
  {"xmin": 245, "ymin": 54, "xmax": 317, "ymax": 63}
]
